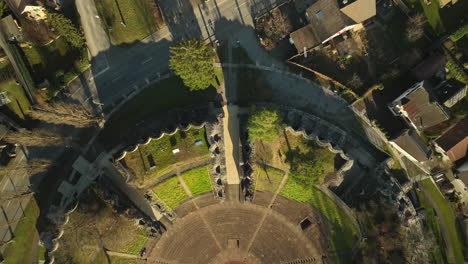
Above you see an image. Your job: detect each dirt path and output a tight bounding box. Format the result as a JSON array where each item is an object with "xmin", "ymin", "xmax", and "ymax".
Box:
[{"xmin": 177, "ymin": 172, "xmax": 193, "ymax": 198}]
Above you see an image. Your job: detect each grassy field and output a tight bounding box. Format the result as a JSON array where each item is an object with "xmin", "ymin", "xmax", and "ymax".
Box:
[
  {"xmin": 181, "ymin": 166, "xmax": 212, "ymax": 195},
  {"xmin": 2, "ymin": 198, "xmax": 39, "ymax": 264},
  {"xmin": 252, "ymin": 130, "xmax": 336, "ymax": 185},
  {"xmin": 95, "ymin": 0, "xmax": 159, "ymax": 45},
  {"xmin": 100, "ymin": 76, "xmax": 217, "ymax": 147},
  {"xmin": 22, "ymin": 37, "xmax": 89, "ymax": 96},
  {"xmin": 420, "ymin": 179, "xmax": 464, "ymax": 264},
  {"xmin": 151, "ymin": 176, "xmax": 189, "ymax": 210},
  {"xmin": 0, "ymin": 79, "xmax": 31, "ymax": 120},
  {"xmin": 280, "ymin": 176, "xmax": 358, "ymax": 253},
  {"xmin": 419, "ymin": 0, "xmax": 445, "ymax": 34},
  {"xmin": 109, "ymin": 257, "xmax": 138, "ymax": 264},
  {"xmin": 252, "ymin": 164, "xmax": 285, "ymax": 192},
  {"xmin": 416, "ymin": 189, "xmax": 447, "ymax": 264},
  {"xmin": 123, "ymin": 128, "xmax": 210, "ymax": 187},
  {"xmin": 53, "ymin": 193, "xmax": 148, "ymax": 263}
]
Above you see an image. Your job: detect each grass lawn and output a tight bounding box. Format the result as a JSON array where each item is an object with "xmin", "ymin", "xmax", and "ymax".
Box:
[
  {"xmin": 181, "ymin": 166, "xmax": 212, "ymax": 195},
  {"xmin": 280, "ymin": 176, "xmax": 358, "ymax": 253},
  {"xmin": 416, "ymin": 189, "xmax": 447, "ymax": 264},
  {"xmin": 95, "ymin": 0, "xmax": 159, "ymax": 45},
  {"xmin": 37, "ymin": 245, "xmax": 46, "ymax": 262},
  {"xmin": 123, "ymin": 128, "xmax": 210, "ymax": 187},
  {"xmin": 100, "ymin": 76, "xmax": 217, "ymax": 147},
  {"xmin": 2, "ymin": 198, "xmax": 39, "ymax": 264},
  {"xmin": 151, "ymin": 176, "xmax": 189, "ymax": 210},
  {"xmin": 0, "ymin": 79, "xmax": 31, "ymax": 120},
  {"xmin": 252, "ymin": 164, "xmax": 285, "ymax": 192},
  {"xmin": 53, "ymin": 192, "xmax": 148, "ymax": 263},
  {"xmin": 419, "ymin": 0, "xmax": 445, "ymax": 34},
  {"xmin": 420, "ymin": 179, "xmax": 464, "ymax": 264},
  {"xmin": 22, "ymin": 37, "xmax": 89, "ymax": 97},
  {"xmin": 109, "ymin": 257, "xmax": 138, "ymax": 264},
  {"xmin": 252, "ymin": 130, "xmax": 336, "ymax": 184}
]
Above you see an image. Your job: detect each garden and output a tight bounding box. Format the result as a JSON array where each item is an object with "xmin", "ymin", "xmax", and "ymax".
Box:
[
  {"xmin": 0, "ymin": 61, "xmax": 31, "ymax": 120},
  {"xmin": 95, "ymin": 0, "xmax": 164, "ymax": 46},
  {"xmin": 21, "ymin": 37, "xmax": 89, "ymax": 97},
  {"xmin": 123, "ymin": 128, "xmax": 210, "ymax": 188},
  {"xmin": 252, "ymin": 129, "xmax": 336, "ymax": 185},
  {"xmin": 150, "ymin": 166, "xmax": 213, "ymax": 210}
]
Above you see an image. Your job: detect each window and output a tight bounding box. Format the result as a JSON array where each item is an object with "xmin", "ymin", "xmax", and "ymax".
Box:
[{"xmin": 316, "ymin": 11, "xmax": 323, "ymax": 18}]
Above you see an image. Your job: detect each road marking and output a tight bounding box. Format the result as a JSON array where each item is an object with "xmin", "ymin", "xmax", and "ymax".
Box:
[
  {"xmin": 112, "ymin": 76, "xmax": 122, "ymax": 83},
  {"xmin": 141, "ymin": 57, "xmax": 153, "ymax": 65}
]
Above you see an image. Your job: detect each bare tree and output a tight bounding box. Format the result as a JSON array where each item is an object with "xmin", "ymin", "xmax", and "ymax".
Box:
[
  {"xmin": 30, "ymin": 101, "xmax": 99, "ymax": 128},
  {"xmin": 258, "ymin": 9, "xmax": 292, "ymax": 50},
  {"xmin": 4, "ymin": 129, "xmax": 70, "ymax": 147},
  {"xmin": 406, "ymin": 14, "xmax": 426, "ymax": 42},
  {"xmin": 348, "ymin": 73, "xmax": 363, "ymax": 89}
]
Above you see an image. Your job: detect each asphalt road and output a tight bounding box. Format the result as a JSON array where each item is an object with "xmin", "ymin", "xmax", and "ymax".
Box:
[{"xmin": 71, "ymin": 0, "xmax": 288, "ymax": 107}]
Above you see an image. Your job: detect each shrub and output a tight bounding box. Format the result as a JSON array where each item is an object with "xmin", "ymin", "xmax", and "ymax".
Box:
[
  {"xmin": 47, "ymin": 12, "xmax": 85, "ymax": 48},
  {"xmin": 449, "ymin": 23, "xmax": 468, "ymax": 42}
]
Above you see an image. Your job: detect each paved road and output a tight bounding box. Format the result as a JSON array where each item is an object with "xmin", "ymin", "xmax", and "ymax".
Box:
[{"xmin": 71, "ymin": 0, "xmax": 288, "ymax": 106}]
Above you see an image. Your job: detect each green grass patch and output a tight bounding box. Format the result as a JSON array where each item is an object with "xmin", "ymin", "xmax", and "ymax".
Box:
[
  {"xmin": 211, "ymin": 67, "xmax": 224, "ymax": 89},
  {"xmin": 22, "ymin": 37, "xmax": 89, "ymax": 97},
  {"xmin": 252, "ymin": 164, "xmax": 285, "ymax": 192},
  {"xmin": 95, "ymin": 0, "xmax": 159, "ymax": 45},
  {"xmin": 100, "ymin": 76, "xmax": 217, "ymax": 147},
  {"xmin": 416, "ymin": 189, "xmax": 447, "ymax": 263},
  {"xmin": 109, "ymin": 257, "xmax": 137, "ymax": 264},
  {"xmin": 37, "ymin": 245, "xmax": 46, "ymax": 261},
  {"xmin": 419, "ymin": 0, "xmax": 445, "ymax": 34},
  {"xmin": 123, "ymin": 128, "xmax": 210, "ymax": 187},
  {"xmin": 3, "ymin": 198, "xmax": 39, "ymax": 264},
  {"xmin": 0, "ymin": 79, "xmax": 31, "ymax": 120},
  {"xmin": 124, "ymin": 228, "xmax": 148, "ymax": 255},
  {"xmin": 181, "ymin": 166, "xmax": 212, "ymax": 195},
  {"xmin": 252, "ymin": 130, "xmax": 336, "ymax": 185},
  {"xmin": 420, "ymin": 179, "xmax": 464, "ymax": 264},
  {"xmin": 280, "ymin": 176, "xmax": 358, "ymax": 253},
  {"xmin": 151, "ymin": 176, "xmax": 189, "ymax": 210}
]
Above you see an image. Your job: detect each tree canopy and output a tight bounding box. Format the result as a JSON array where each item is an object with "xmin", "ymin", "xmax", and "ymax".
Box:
[
  {"xmin": 248, "ymin": 108, "xmax": 282, "ymax": 143},
  {"xmin": 48, "ymin": 12, "xmax": 85, "ymax": 48},
  {"xmin": 169, "ymin": 39, "xmax": 215, "ymax": 91}
]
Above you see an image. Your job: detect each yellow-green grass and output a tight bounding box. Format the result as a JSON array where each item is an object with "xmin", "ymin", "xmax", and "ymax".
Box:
[
  {"xmin": 53, "ymin": 195, "xmax": 149, "ymax": 263},
  {"xmin": 419, "ymin": 0, "xmax": 445, "ymax": 34},
  {"xmin": 416, "ymin": 189, "xmax": 447, "ymax": 264},
  {"xmin": 109, "ymin": 256, "xmax": 138, "ymax": 264},
  {"xmin": 3, "ymin": 198, "xmax": 39, "ymax": 264},
  {"xmin": 37, "ymin": 245, "xmax": 46, "ymax": 261},
  {"xmin": 181, "ymin": 166, "xmax": 212, "ymax": 195},
  {"xmin": 123, "ymin": 128, "xmax": 210, "ymax": 187},
  {"xmin": 420, "ymin": 179, "xmax": 464, "ymax": 264},
  {"xmin": 252, "ymin": 164, "xmax": 285, "ymax": 192},
  {"xmin": 280, "ymin": 176, "xmax": 358, "ymax": 253},
  {"xmin": 95, "ymin": 0, "xmax": 158, "ymax": 45},
  {"xmin": 252, "ymin": 130, "xmax": 336, "ymax": 185},
  {"xmin": 211, "ymin": 67, "xmax": 224, "ymax": 89},
  {"xmin": 0, "ymin": 79, "xmax": 31, "ymax": 119},
  {"xmin": 151, "ymin": 176, "xmax": 189, "ymax": 210}
]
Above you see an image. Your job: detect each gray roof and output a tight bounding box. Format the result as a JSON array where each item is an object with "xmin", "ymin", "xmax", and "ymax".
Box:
[{"xmin": 392, "ymin": 129, "xmax": 430, "ymax": 162}]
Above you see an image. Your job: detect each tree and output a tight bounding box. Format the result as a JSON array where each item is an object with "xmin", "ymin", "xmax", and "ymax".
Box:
[
  {"xmin": 4, "ymin": 129, "xmax": 70, "ymax": 147},
  {"xmin": 248, "ymin": 108, "xmax": 282, "ymax": 143},
  {"xmin": 406, "ymin": 14, "xmax": 426, "ymax": 42},
  {"xmin": 348, "ymin": 73, "xmax": 363, "ymax": 89},
  {"xmin": 30, "ymin": 101, "xmax": 99, "ymax": 128},
  {"xmin": 169, "ymin": 39, "xmax": 215, "ymax": 91},
  {"xmin": 257, "ymin": 9, "xmax": 292, "ymax": 50},
  {"xmin": 47, "ymin": 12, "xmax": 85, "ymax": 48}
]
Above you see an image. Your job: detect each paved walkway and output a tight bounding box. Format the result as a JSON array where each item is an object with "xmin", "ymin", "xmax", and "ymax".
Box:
[{"xmin": 223, "ymin": 105, "xmax": 241, "ymax": 185}]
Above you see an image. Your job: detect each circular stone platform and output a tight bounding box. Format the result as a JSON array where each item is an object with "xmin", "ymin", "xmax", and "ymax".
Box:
[{"xmin": 149, "ymin": 198, "xmax": 325, "ymax": 264}]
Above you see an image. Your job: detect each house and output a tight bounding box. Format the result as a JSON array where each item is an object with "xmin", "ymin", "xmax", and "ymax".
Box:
[
  {"xmin": 5, "ymin": 0, "xmax": 59, "ymax": 18},
  {"xmin": 432, "ymin": 79, "xmax": 467, "ymax": 108},
  {"xmin": 434, "ymin": 117, "xmax": 468, "ymax": 163},
  {"xmin": 389, "ymin": 129, "xmax": 431, "ymax": 164},
  {"xmin": 437, "ymin": 0, "xmax": 458, "ymax": 8},
  {"xmin": 289, "ymin": 0, "xmax": 376, "ymax": 52},
  {"xmin": 389, "ymin": 81, "xmax": 449, "ymax": 131},
  {"xmin": 21, "ymin": 5, "xmax": 47, "ymax": 21}
]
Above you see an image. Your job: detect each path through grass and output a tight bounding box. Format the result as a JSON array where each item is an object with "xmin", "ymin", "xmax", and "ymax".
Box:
[{"xmin": 151, "ymin": 176, "xmax": 189, "ymax": 210}]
